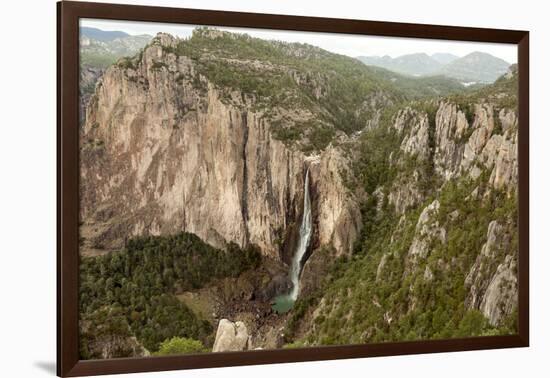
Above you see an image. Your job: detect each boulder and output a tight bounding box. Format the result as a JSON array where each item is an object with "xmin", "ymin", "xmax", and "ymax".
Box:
[{"xmin": 212, "ymin": 319, "xmax": 249, "ymax": 352}]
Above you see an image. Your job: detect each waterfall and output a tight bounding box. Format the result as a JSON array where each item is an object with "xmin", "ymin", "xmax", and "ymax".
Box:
[
  {"xmin": 289, "ymin": 168, "xmax": 313, "ymax": 300},
  {"xmin": 271, "ymin": 168, "xmax": 313, "ymax": 313}
]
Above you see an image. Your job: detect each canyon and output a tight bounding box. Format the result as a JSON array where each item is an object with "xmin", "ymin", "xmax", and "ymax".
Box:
[{"xmin": 79, "ymin": 28, "xmax": 519, "ymax": 356}]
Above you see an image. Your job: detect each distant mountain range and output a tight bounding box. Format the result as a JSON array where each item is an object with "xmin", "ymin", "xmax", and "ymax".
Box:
[
  {"xmin": 438, "ymin": 52, "xmax": 511, "ymax": 83},
  {"xmin": 81, "ymin": 27, "xmax": 131, "ymax": 42},
  {"xmin": 358, "ymin": 53, "xmax": 442, "ymax": 76},
  {"xmin": 79, "ymin": 28, "xmax": 153, "ymax": 124},
  {"xmin": 430, "ymin": 52, "xmax": 460, "ymax": 65},
  {"xmin": 356, "ymin": 52, "xmax": 510, "ymax": 83},
  {"xmin": 80, "ymin": 27, "xmax": 152, "ymax": 68}
]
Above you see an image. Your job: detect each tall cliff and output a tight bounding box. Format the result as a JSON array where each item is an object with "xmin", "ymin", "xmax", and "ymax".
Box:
[{"xmin": 80, "ymin": 32, "xmax": 368, "ymax": 260}]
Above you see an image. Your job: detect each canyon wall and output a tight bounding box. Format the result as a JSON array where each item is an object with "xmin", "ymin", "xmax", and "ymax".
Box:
[{"xmin": 80, "ymin": 34, "xmax": 361, "ymax": 260}]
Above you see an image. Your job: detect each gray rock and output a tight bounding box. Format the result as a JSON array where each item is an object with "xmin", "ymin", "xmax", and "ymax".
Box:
[
  {"xmin": 498, "ymin": 108, "xmax": 517, "ymax": 133},
  {"xmin": 465, "ymin": 221, "xmax": 517, "ymax": 326},
  {"xmin": 212, "ymin": 319, "xmax": 249, "ymax": 352},
  {"xmin": 396, "ymin": 108, "xmax": 431, "ymax": 160},
  {"xmin": 423, "ymin": 266, "xmax": 434, "ymax": 281},
  {"xmin": 480, "ymin": 255, "xmax": 517, "ymax": 325},
  {"xmin": 434, "ymin": 102, "xmax": 468, "ymax": 180},
  {"xmin": 376, "ymin": 253, "xmax": 389, "ymax": 282},
  {"xmin": 404, "ymin": 200, "xmax": 446, "ymax": 277}
]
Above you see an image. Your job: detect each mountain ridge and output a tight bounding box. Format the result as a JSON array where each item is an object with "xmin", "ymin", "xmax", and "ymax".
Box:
[
  {"xmin": 357, "ymin": 51, "xmax": 511, "ymax": 83},
  {"xmin": 357, "ymin": 52, "xmax": 443, "ymax": 77},
  {"xmin": 81, "ymin": 26, "xmax": 131, "ymax": 42},
  {"xmin": 439, "ymin": 51, "xmax": 510, "ymax": 83}
]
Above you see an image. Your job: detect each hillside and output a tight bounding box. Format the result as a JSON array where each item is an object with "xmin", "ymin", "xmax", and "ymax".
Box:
[{"xmin": 286, "ymin": 67, "xmax": 519, "ymax": 346}]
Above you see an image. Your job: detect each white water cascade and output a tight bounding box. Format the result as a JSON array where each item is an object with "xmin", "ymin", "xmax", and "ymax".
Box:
[
  {"xmin": 289, "ymin": 168, "xmax": 313, "ymax": 300},
  {"xmin": 271, "ymin": 168, "xmax": 313, "ymax": 313}
]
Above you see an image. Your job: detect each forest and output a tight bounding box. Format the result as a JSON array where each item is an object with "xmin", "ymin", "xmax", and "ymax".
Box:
[{"xmin": 79, "ymin": 233, "xmax": 261, "ymax": 358}]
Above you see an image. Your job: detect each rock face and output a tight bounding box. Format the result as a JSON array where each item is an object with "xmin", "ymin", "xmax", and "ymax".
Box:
[
  {"xmin": 382, "ymin": 79, "xmax": 519, "ymax": 327},
  {"xmin": 406, "ymin": 200, "xmax": 446, "ymax": 262},
  {"xmin": 388, "ymin": 107, "xmax": 431, "ymax": 214},
  {"xmin": 465, "ymin": 221, "xmax": 517, "ymax": 325},
  {"xmin": 212, "ymin": 319, "xmax": 249, "ymax": 352},
  {"xmin": 433, "ymin": 102, "xmax": 469, "ymax": 180},
  {"xmin": 387, "ymin": 97, "xmax": 518, "ymax": 218},
  {"xmin": 308, "ymin": 148, "xmax": 363, "ymax": 257},
  {"xmin": 80, "ymin": 66, "xmax": 104, "ymax": 124},
  {"xmin": 395, "ymin": 108, "xmax": 431, "ymax": 160},
  {"xmin": 432, "ymin": 101, "xmax": 518, "ymax": 190},
  {"xmin": 80, "ymin": 33, "xmax": 360, "ymax": 259}
]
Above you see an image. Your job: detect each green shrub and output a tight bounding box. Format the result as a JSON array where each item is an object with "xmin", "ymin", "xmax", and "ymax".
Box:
[
  {"xmin": 154, "ymin": 337, "xmax": 207, "ymax": 355},
  {"xmin": 117, "ymin": 57, "xmax": 136, "ymax": 70},
  {"xmin": 151, "ymin": 61, "xmax": 168, "ymax": 71}
]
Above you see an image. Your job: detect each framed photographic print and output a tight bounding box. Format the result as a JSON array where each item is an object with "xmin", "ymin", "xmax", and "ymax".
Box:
[{"xmin": 57, "ymin": 1, "xmax": 529, "ymax": 376}]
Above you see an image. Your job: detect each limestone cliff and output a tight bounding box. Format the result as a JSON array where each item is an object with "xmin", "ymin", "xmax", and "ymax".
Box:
[{"xmin": 80, "ymin": 33, "xmax": 361, "ymax": 261}]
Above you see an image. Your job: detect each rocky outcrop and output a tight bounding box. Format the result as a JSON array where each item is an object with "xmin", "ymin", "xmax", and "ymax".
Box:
[
  {"xmin": 389, "ymin": 98, "xmax": 518, "ymax": 323},
  {"xmin": 405, "ymin": 200, "xmax": 446, "ymax": 270},
  {"xmin": 386, "ymin": 107, "xmax": 431, "ymax": 214},
  {"xmin": 309, "ymin": 148, "xmax": 362, "ymax": 256},
  {"xmin": 465, "ymin": 221, "xmax": 517, "ymax": 325},
  {"xmin": 212, "ymin": 319, "xmax": 249, "ymax": 352},
  {"xmin": 386, "ymin": 98, "xmax": 518, "ymax": 326},
  {"xmin": 394, "ymin": 108, "xmax": 431, "ymax": 160},
  {"xmin": 433, "ymin": 102, "xmax": 469, "ymax": 180},
  {"xmin": 80, "ymin": 33, "xmax": 360, "ymax": 259},
  {"xmin": 479, "ymin": 255, "xmax": 517, "ymax": 325},
  {"xmin": 435, "ymin": 101, "xmax": 517, "ymax": 191},
  {"xmin": 388, "ymin": 170, "xmax": 424, "ymax": 215},
  {"xmin": 79, "ymin": 66, "xmax": 104, "ymax": 124},
  {"xmin": 390, "ymin": 100, "xmax": 517, "ymax": 201},
  {"xmin": 461, "ymin": 104, "xmax": 494, "ymax": 172},
  {"xmin": 480, "ymin": 132, "xmax": 518, "ymax": 191}
]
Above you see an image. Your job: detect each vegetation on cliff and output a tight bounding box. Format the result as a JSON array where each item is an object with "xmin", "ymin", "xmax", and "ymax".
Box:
[
  {"xmin": 284, "ymin": 70, "xmax": 519, "ymax": 346},
  {"xmin": 112, "ymin": 28, "xmax": 476, "ymax": 152},
  {"xmin": 286, "ymin": 173, "xmax": 517, "ymax": 346}
]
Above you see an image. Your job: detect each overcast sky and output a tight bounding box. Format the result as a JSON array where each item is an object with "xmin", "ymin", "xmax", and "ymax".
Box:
[{"xmin": 81, "ymin": 19, "xmax": 517, "ymax": 63}]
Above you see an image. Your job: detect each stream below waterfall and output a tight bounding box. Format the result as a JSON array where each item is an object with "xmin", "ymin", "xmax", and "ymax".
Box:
[{"xmin": 272, "ymin": 168, "xmax": 312, "ymax": 314}]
